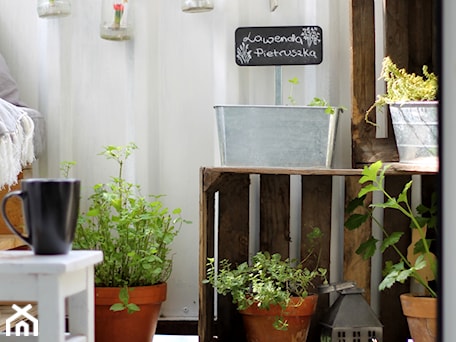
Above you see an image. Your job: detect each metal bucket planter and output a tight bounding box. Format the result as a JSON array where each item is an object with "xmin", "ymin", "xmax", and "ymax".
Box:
[
  {"xmin": 215, "ymin": 105, "xmax": 340, "ymax": 168},
  {"xmin": 389, "ymin": 101, "xmax": 438, "ymax": 163}
]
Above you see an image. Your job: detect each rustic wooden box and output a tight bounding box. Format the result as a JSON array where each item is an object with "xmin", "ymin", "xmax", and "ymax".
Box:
[
  {"xmin": 199, "ymin": 165, "xmax": 437, "ymax": 342},
  {"xmin": 0, "ymin": 170, "xmax": 28, "ymax": 250}
]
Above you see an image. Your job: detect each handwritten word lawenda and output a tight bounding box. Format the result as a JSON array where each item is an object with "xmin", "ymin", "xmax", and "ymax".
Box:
[
  {"xmin": 253, "ymin": 48, "xmax": 318, "ymax": 59},
  {"xmin": 243, "ymin": 32, "xmax": 306, "ymax": 45}
]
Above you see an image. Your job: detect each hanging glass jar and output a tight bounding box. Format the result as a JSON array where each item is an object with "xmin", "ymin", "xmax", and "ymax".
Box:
[
  {"xmin": 100, "ymin": 0, "xmax": 132, "ymax": 41},
  {"xmin": 37, "ymin": 0, "xmax": 71, "ymax": 18},
  {"xmin": 181, "ymin": 0, "xmax": 214, "ymax": 13}
]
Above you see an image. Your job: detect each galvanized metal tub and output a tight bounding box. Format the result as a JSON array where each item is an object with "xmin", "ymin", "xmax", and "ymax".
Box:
[
  {"xmin": 389, "ymin": 101, "xmax": 438, "ymax": 163},
  {"xmin": 215, "ymin": 105, "xmax": 340, "ymax": 167}
]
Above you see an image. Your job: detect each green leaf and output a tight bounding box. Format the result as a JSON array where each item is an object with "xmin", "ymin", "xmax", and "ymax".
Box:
[
  {"xmin": 109, "ymin": 303, "xmax": 125, "ymax": 312},
  {"xmin": 413, "ymin": 254, "xmax": 427, "ymax": 270},
  {"xmin": 345, "ymin": 213, "xmax": 369, "ymax": 230},
  {"xmin": 345, "ymin": 195, "xmax": 367, "ymax": 214},
  {"xmin": 413, "ymin": 239, "xmax": 433, "ymax": 255},
  {"xmin": 358, "ymin": 184, "xmax": 378, "ymax": 198},
  {"xmin": 380, "ymin": 232, "xmax": 404, "ymax": 252},
  {"xmin": 118, "ymin": 287, "xmax": 130, "ymax": 304},
  {"xmin": 288, "ymin": 77, "xmax": 299, "ymax": 85},
  {"xmin": 397, "ymin": 181, "xmax": 413, "ymax": 203},
  {"xmin": 126, "ymin": 303, "xmax": 140, "ymax": 314},
  {"xmin": 356, "ymin": 236, "xmax": 378, "ymax": 259}
]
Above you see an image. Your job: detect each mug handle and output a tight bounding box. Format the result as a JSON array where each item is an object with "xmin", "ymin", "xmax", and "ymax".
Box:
[{"xmin": 1, "ymin": 191, "xmax": 32, "ymax": 246}]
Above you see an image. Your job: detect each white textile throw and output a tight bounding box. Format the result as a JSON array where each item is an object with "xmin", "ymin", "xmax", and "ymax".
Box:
[{"xmin": 0, "ymin": 98, "xmax": 35, "ymax": 189}]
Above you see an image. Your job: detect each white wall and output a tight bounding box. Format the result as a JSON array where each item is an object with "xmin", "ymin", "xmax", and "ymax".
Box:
[{"xmin": 0, "ymin": 0, "xmax": 350, "ymax": 319}]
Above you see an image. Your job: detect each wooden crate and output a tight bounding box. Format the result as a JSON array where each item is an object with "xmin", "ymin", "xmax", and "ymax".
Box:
[
  {"xmin": 0, "ymin": 169, "xmax": 30, "ymax": 250},
  {"xmin": 199, "ymin": 165, "xmax": 437, "ymax": 342}
]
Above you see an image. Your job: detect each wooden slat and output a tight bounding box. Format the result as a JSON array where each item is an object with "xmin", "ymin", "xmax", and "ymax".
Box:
[
  {"xmin": 202, "ymin": 164, "xmax": 438, "ymax": 176},
  {"xmin": 301, "ymin": 175, "xmax": 332, "ymax": 341},
  {"xmin": 344, "ymin": 175, "xmax": 372, "ymax": 302},
  {"xmin": 350, "ymin": 0, "xmax": 399, "ymax": 165},
  {"xmin": 259, "ymin": 174, "xmax": 290, "ymax": 257},
  {"xmin": 385, "ymin": 0, "xmax": 409, "ymax": 68},
  {"xmin": 217, "ymin": 173, "xmax": 250, "ymax": 342},
  {"xmin": 0, "ymin": 172, "xmax": 24, "ymax": 235},
  {"xmin": 380, "ymin": 175, "xmax": 413, "ymax": 342},
  {"xmin": 0, "ymin": 235, "xmax": 24, "ymax": 251},
  {"xmin": 386, "ymin": 0, "xmax": 436, "ymax": 74},
  {"xmin": 198, "ymin": 168, "xmax": 216, "ymax": 342}
]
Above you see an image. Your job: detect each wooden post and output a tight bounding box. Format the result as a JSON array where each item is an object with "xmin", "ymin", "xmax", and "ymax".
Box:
[{"xmin": 350, "ymin": 0, "xmax": 398, "ymax": 166}]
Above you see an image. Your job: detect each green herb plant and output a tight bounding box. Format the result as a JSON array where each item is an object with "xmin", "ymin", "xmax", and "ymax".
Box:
[
  {"xmin": 204, "ymin": 227, "xmax": 327, "ymax": 330},
  {"xmin": 344, "ymin": 161, "xmax": 437, "ymax": 297},
  {"xmin": 287, "ymin": 77, "xmax": 345, "ymax": 114},
  {"xmin": 287, "ymin": 77, "xmax": 300, "ymax": 105},
  {"xmin": 365, "ymin": 56, "xmax": 438, "ymax": 125},
  {"xmin": 60, "ymin": 160, "xmax": 76, "ymax": 178},
  {"xmin": 73, "ymin": 143, "xmax": 188, "ymax": 312}
]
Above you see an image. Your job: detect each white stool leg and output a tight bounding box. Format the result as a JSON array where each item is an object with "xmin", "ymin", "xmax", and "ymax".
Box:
[
  {"xmin": 37, "ymin": 274, "xmax": 66, "ymax": 342},
  {"xmin": 68, "ymin": 266, "xmax": 95, "ymax": 342}
]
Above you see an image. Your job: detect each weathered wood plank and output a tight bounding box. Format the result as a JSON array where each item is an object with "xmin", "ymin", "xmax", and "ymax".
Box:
[
  {"xmin": 380, "ymin": 175, "xmax": 413, "ymax": 342},
  {"xmin": 344, "ymin": 175, "xmax": 372, "ymax": 302},
  {"xmin": 201, "ymin": 165, "xmax": 438, "ymax": 176},
  {"xmin": 301, "ymin": 175, "xmax": 332, "ymax": 341},
  {"xmin": 217, "ymin": 173, "xmax": 250, "ymax": 342},
  {"xmin": 259, "ymin": 174, "xmax": 290, "ymax": 257},
  {"xmin": 351, "ymin": 0, "xmax": 399, "ymax": 165},
  {"xmin": 198, "ymin": 169, "xmax": 216, "ymax": 342},
  {"xmin": 0, "ymin": 172, "xmax": 24, "ymax": 235},
  {"xmin": 301, "ymin": 176, "xmax": 332, "ymax": 274},
  {"xmin": 385, "ymin": 0, "xmax": 409, "ymax": 68}
]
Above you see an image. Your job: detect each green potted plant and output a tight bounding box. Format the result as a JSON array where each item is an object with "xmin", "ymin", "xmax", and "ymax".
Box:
[
  {"xmin": 204, "ymin": 228, "xmax": 327, "ymax": 342},
  {"xmin": 73, "ymin": 143, "xmax": 187, "ymax": 342},
  {"xmin": 365, "ymin": 56, "xmax": 439, "ymax": 163},
  {"xmin": 345, "ymin": 161, "xmax": 437, "ymax": 341}
]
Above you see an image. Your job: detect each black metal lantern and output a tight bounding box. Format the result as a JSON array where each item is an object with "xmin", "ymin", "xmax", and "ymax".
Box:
[{"xmin": 319, "ymin": 282, "xmax": 383, "ymax": 342}]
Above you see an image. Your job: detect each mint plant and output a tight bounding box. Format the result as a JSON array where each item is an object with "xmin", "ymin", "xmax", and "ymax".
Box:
[
  {"xmin": 204, "ymin": 228, "xmax": 327, "ymax": 330},
  {"xmin": 73, "ymin": 143, "xmax": 188, "ymax": 288}
]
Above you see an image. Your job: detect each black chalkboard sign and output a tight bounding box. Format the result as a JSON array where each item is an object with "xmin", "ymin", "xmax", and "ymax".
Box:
[{"xmin": 235, "ymin": 26, "xmax": 323, "ymax": 66}]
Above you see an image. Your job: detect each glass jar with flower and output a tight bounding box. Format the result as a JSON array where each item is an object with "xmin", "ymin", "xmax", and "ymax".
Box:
[
  {"xmin": 37, "ymin": 0, "xmax": 71, "ymax": 18},
  {"xmin": 100, "ymin": 0, "xmax": 132, "ymax": 41}
]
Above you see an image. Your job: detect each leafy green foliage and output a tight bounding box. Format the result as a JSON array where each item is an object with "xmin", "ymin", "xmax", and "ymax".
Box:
[
  {"xmin": 307, "ymin": 97, "xmax": 339, "ymax": 114},
  {"xmin": 73, "ymin": 143, "xmax": 188, "ymax": 288},
  {"xmin": 344, "ymin": 161, "xmax": 438, "ymax": 297},
  {"xmin": 287, "ymin": 77, "xmax": 346, "ymax": 114},
  {"xmin": 365, "ymin": 56, "xmax": 438, "ymax": 125},
  {"xmin": 60, "ymin": 160, "xmax": 76, "ymax": 178},
  {"xmin": 110, "ymin": 287, "xmax": 141, "ymax": 314},
  {"xmin": 287, "ymin": 77, "xmax": 299, "ymax": 105},
  {"xmin": 204, "ymin": 229, "xmax": 327, "ymax": 330}
]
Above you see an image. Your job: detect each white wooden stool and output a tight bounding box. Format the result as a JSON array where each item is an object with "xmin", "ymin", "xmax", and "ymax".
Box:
[{"xmin": 0, "ymin": 250, "xmax": 103, "ymax": 342}]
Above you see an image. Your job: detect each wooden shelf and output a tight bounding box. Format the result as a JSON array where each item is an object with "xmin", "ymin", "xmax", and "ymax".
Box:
[
  {"xmin": 198, "ymin": 166, "xmax": 437, "ymax": 342},
  {"xmin": 202, "ymin": 162, "xmax": 438, "ymax": 177}
]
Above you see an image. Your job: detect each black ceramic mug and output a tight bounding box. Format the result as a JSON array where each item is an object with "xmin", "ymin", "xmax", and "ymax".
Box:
[{"xmin": 1, "ymin": 178, "xmax": 81, "ymax": 255}]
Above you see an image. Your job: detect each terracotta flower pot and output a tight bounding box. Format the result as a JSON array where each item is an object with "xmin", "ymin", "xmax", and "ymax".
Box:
[
  {"xmin": 400, "ymin": 293, "xmax": 437, "ymax": 342},
  {"xmin": 95, "ymin": 283, "xmax": 167, "ymax": 342},
  {"xmin": 239, "ymin": 294, "xmax": 318, "ymax": 342}
]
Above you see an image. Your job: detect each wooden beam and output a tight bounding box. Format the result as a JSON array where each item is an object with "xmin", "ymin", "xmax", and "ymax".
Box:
[{"xmin": 350, "ymin": 0, "xmax": 399, "ymax": 165}]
